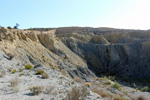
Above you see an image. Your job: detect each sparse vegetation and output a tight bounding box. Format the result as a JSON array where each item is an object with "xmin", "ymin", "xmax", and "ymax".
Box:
[
  {"xmin": 84, "ymin": 82, "xmax": 91, "ymax": 87},
  {"xmin": 36, "ymin": 69, "xmax": 44, "ymax": 75},
  {"xmin": 91, "ymin": 88, "xmax": 112, "ymax": 98},
  {"xmin": 45, "ymin": 85, "xmax": 55, "ymax": 94},
  {"xmin": 10, "ymin": 77, "xmax": 21, "ymax": 87},
  {"xmin": 24, "ymin": 64, "xmax": 33, "ymax": 70},
  {"xmin": 7, "ymin": 26, "xmax": 12, "ymax": 29},
  {"xmin": 12, "ymin": 86, "xmax": 20, "ymax": 93},
  {"xmin": 111, "ymin": 81, "xmax": 121, "ymax": 91},
  {"xmin": 0, "ymin": 70, "xmax": 6, "ymax": 77},
  {"xmin": 74, "ymin": 77, "xmax": 83, "ymax": 83},
  {"xmin": 30, "ymin": 85, "xmax": 44, "ymax": 95},
  {"xmin": 62, "ymin": 70, "xmax": 66, "ymax": 75},
  {"xmin": 41, "ymin": 72, "xmax": 49, "ymax": 79},
  {"xmin": 52, "ymin": 66, "xmax": 56, "ymax": 70},
  {"xmin": 19, "ymin": 73, "xmax": 24, "ymax": 76},
  {"xmin": 12, "ymin": 69, "xmax": 17, "ymax": 74},
  {"xmin": 141, "ymin": 87, "xmax": 149, "ymax": 92},
  {"xmin": 114, "ymin": 95, "xmax": 129, "ymax": 100},
  {"xmin": 19, "ymin": 68, "xmax": 23, "ymax": 72},
  {"xmin": 136, "ymin": 95, "xmax": 147, "ymax": 100},
  {"xmin": 65, "ymin": 86, "xmax": 89, "ymax": 100}
]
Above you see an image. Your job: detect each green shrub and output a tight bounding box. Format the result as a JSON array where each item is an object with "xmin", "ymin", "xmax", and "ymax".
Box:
[
  {"xmin": 19, "ymin": 68, "xmax": 23, "ymax": 72},
  {"xmin": 24, "ymin": 64, "xmax": 33, "ymax": 70},
  {"xmin": 41, "ymin": 72, "xmax": 49, "ymax": 79},
  {"xmin": 52, "ymin": 66, "xmax": 55, "ymax": 70},
  {"xmin": 133, "ymin": 83, "xmax": 136, "ymax": 88},
  {"xmin": 12, "ymin": 69, "xmax": 17, "ymax": 74},
  {"xmin": 111, "ymin": 81, "xmax": 121, "ymax": 90},
  {"xmin": 29, "ymin": 85, "xmax": 43, "ymax": 95},
  {"xmin": 36, "ymin": 69, "xmax": 44, "ymax": 75},
  {"xmin": 62, "ymin": 70, "xmax": 66, "ymax": 75},
  {"xmin": 19, "ymin": 73, "xmax": 24, "ymax": 76},
  {"xmin": 141, "ymin": 87, "xmax": 149, "ymax": 92}
]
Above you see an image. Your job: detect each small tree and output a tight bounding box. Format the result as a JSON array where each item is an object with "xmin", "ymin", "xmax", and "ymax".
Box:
[{"xmin": 14, "ymin": 23, "xmax": 20, "ymax": 29}]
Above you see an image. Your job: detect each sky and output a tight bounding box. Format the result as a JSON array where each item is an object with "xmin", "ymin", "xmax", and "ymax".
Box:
[{"xmin": 0, "ymin": 0, "xmax": 150, "ymax": 30}]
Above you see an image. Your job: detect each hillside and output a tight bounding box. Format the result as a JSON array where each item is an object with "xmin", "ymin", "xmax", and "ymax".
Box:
[{"xmin": 0, "ymin": 27, "xmax": 150, "ymax": 100}]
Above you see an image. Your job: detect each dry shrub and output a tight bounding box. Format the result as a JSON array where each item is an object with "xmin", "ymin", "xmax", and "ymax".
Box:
[
  {"xmin": 45, "ymin": 85, "xmax": 55, "ymax": 94},
  {"xmin": 84, "ymin": 82, "xmax": 91, "ymax": 87},
  {"xmin": 114, "ymin": 95, "xmax": 129, "ymax": 100},
  {"xmin": 41, "ymin": 72, "xmax": 49, "ymax": 79},
  {"xmin": 74, "ymin": 77, "xmax": 84, "ymax": 83},
  {"xmin": 19, "ymin": 68, "xmax": 23, "ymax": 72},
  {"xmin": 0, "ymin": 70, "xmax": 6, "ymax": 77},
  {"xmin": 91, "ymin": 88, "xmax": 112, "ymax": 98},
  {"xmin": 36, "ymin": 69, "xmax": 44, "ymax": 75},
  {"xmin": 10, "ymin": 77, "xmax": 21, "ymax": 87},
  {"xmin": 6, "ymin": 53, "xmax": 14, "ymax": 60},
  {"xmin": 131, "ymin": 95, "xmax": 147, "ymax": 100},
  {"xmin": 12, "ymin": 86, "xmax": 20, "ymax": 93},
  {"xmin": 30, "ymin": 85, "xmax": 44, "ymax": 95},
  {"xmin": 65, "ymin": 86, "xmax": 89, "ymax": 100}
]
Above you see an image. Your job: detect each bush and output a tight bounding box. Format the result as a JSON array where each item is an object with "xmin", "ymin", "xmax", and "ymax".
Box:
[
  {"xmin": 25, "ymin": 64, "xmax": 33, "ymax": 70},
  {"xmin": 114, "ymin": 95, "xmax": 129, "ymax": 100},
  {"xmin": 136, "ymin": 95, "xmax": 147, "ymax": 100},
  {"xmin": 0, "ymin": 70, "xmax": 6, "ymax": 77},
  {"xmin": 12, "ymin": 69, "xmax": 17, "ymax": 74},
  {"xmin": 141, "ymin": 87, "xmax": 149, "ymax": 92},
  {"xmin": 111, "ymin": 81, "xmax": 121, "ymax": 90},
  {"xmin": 41, "ymin": 72, "xmax": 49, "ymax": 79},
  {"xmin": 84, "ymin": 82, "xmax": 91, "ymax": 87},
  {"xmin": 74, "ymin": 77, "xmax": 83, "ymax": 83},
  {"xmin": 10, "ymin": 77, "xmax": 21, "ymax": 87},
  {"xmin": 30, "ymin": 85, "xmax": 44, "ymax": 95},
  {"xmin": 52, "ymin": 66, "xmax": 56, "ymax": 70},
  {"xmin": 62, "ymin": 70, "xmax": 66, "ymax": 75},
  {"xmin": 45, "ymin": 85, "xmax": 55, "ymax": 94},
  {"xmin": 91, "ymin": 88, "xmax": 112, "ymax": 98},
  {"xmin": 12, "ymin": 86, "xmax": 20, "ymax": 93},
  {"xmin": 65, "ymin": 86, "xmax": 89, "ymax": 100},
  {"xmin": 19, "ymin": 68, "xmax": 23, "ymax": 72},
  {"xmin": 19, "ymin": 73, "xmax": 24, "ymax": 76},
  {"xmin": 36, "ymin": 69, "xmax": 44, "ymax": 75},
  {"xmin": 7, "ymin": 26, "xmax": 12, "ymax": 29}
]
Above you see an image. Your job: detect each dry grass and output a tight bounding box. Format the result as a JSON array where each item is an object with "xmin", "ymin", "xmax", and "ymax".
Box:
[
  {"xmin": 91, "ymin": 88, "xmax": 112, "ymax": 98},
  {"xmin": 84, "ymin": 82, "xmax": 91, "ymax": 87},
  {"xmin": 131, "ymin": 95, "xmax": 147, "ymax": 100},
  {"xmin": 41, "ymin": 72, "xmax": 49, "ymax": 79},
  {"xmin": 114, "ymin": 95, "xmax": 129, "ymax": 100},
  {"xmin": 65, "ymin": 86, "xmax": 89, "ymax": 100},
  {"xmin": 45, "ymin": 85, "xmax": 55, "ymax": 94},
  {"xmin": 10, "ymin": 77, "xmax": 21, "ymax": 87},
  {"xmin": 19, "ymin": 68, "xmax": 23, "ymax": 72},
  {"xmin": 30, "ymin": 85, "xmax": 44, "ymax": 95},
  {"xmin": 0, "ymin": 70, "xmax": 6, "ymax": 77},
  {"xmin": 12, "ymin": 86, "xmax": 20, "ymax": 93},
  {"xmin": 74, "ymin": 77, "xmax": 84, "ymax": 83},
  {"xmin": 36, "ymin": 69, "xmax": 44, "ymax": 75}
]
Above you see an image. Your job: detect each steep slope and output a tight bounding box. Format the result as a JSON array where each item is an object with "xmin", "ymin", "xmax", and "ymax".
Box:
[
  {"xmin": 56, "ymin": 28, "xmax": 150, "ymax": 82},
  {"xmin": 0, "ymin": 27, "xmax": 95, "ymax": 80}
]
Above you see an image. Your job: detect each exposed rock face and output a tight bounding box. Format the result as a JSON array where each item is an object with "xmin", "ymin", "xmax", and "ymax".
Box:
[
  {"xmin": 56, "ymin": 27, "xmax": 150, "ymax": 80},
  {"xmin": 0, "ymin": 27, "xmax": 95, "ymax": 81}
]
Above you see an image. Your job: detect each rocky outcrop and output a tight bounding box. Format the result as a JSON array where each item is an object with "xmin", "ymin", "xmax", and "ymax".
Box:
[
  {"xmin": 56, "ymin": 29, "xmax": 150, "ymax": 80},
  {"xmin": 0, "ymin": 27, "xmax": 96, "ymax": 81}
]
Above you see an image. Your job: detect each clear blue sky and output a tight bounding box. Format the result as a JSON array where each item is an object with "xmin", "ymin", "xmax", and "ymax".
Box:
[{"xmin": 0, "ymin": 0, "xmax": 149, "ymax": 29}]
